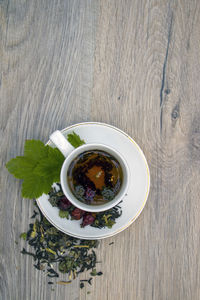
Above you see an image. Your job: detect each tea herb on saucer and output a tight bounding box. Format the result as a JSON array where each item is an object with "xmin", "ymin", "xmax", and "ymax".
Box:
[
  {"xmin": 48, "ymin": 184, "xmax": 122, "ymax": 228},
  {"xmin": 20, "ymin": 206, "xmax": 102, "ymax": 288}
]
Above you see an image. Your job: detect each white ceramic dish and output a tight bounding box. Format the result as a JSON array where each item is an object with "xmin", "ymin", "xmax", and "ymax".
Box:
[{"xmin": 36, "ymin": 122, "xmax": 150, "ymax": 240}]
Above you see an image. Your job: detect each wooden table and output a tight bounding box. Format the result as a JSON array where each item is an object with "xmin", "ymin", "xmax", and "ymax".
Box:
[{"xmin": 1, "ymin": 1, "xmax": 200, "ymax": 299}]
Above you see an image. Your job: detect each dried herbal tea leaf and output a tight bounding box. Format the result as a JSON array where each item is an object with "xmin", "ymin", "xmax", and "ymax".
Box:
[
  {"xmin": 48, "ymin": 184, "xmax": 122, "ymax": 229},
  {"xmin": 90, "ymin": 269, "xmax": 97, "ymax": 276},
  {"xmin": 59, "ymin": 210, "xmax": 69, "ymax": 219},
  {"xmin": 31, "ymin": 210, "xmax": 38, "ymax": 218},
  {"xmin": 20, "ymin": 233, "xmax": 27, "ymax": 240},
  {"xmin": 20, "ymin": 206, "xmax": 102, "ymax": 289},
  {"xmin": 57, "ymin": 281, "xmax": 71, "ymax": 285}
]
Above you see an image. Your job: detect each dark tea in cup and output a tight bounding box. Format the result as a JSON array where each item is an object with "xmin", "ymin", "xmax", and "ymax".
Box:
[{"xmin": 67, "ymin": 150, "xmax": 123, "ymax": 205}]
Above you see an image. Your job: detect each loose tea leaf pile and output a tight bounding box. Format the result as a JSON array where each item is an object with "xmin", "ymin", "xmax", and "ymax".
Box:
[
  {"xmin": 48, "ymin": 183, "xmax": 122, "ymax": 228},
  {"xmin": 20, "ymin": 206, "xmax": 102, "ymax": 288}
]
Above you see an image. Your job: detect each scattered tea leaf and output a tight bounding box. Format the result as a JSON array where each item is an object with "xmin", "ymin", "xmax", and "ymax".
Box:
[
  {"xmin": 21, "ymin": 248, "xmax": 35, "ymax": 258},
  {"xmin": 59, "ymin": 210, "xmax": 69, "ymax": 219},
  {"xmin": 30, "ymin": 222, "xmax": 37, "ymax": 238},
  {"xmin": 48, "ymin": 196, "xmax": 59, "ymax": 207},
  {"xmin": 20, "ymin": 206, "xmax": 101, "ymax": 289},
  {"xmin": 73, "ymin": 245, "xmax": 89, "ymax": 248},
  {"xmin": 47, "ymin": 268, "xmax": 59, "ymax": 277},
  {"xmin": 20, "ymin": 233, "xmax": 27, "ymax": 240},
  {"xmin": 57, "ymin": 281, "xmax": 72, "ymax": 285},
  {"xmin": 80, "ymin": 282, "xmax": 84, "ymax": 289},
  {"xmin": 80, "ymin": 280, "xmax": 89, "ymax": 282},
  {"xmin": 31, "ymin": 210, "xmax": 38, "ymax": 219},
  {"xmin": 90, "ymin": 269, "xmax": 97, "ymax": 276},
  {"xmin": 46, "ymin": 248, "xmax": 56, "ymax": 255}
]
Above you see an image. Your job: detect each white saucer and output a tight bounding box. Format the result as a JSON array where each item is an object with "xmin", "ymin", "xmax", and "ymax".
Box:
[{"xmin": 36, "ymin": 122, "xmax": 150, "ymax": 240}]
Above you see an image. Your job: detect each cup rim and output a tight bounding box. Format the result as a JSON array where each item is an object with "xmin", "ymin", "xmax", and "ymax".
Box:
[{"xmin": 60, "ymin": 143, "xmax": 130, "ymax": 212}]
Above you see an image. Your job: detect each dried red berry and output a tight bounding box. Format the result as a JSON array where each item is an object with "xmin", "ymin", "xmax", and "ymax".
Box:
[
  {"xmin": 71, "ymin": 208, "xmax": 85, "ymax": 220},
  {"xmin": 81, "ymin": 214, "xmax": 95, "ymax": 227},
  {"xmin": 58, "ymin": 197, "xmax": 71, "ymax": 211}
]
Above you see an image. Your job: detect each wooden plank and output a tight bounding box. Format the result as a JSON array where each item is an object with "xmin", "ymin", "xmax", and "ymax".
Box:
[
  {"xmin": 0, "ymin": 1, "xmax": 97, "ymax": 299},
  {"xmin": 1, "ymin": 0, "xmax": 200, "ymax": 299},
  {"xmin": 84, "ymin": 0, "xmax": 200, "ymax": 299}
]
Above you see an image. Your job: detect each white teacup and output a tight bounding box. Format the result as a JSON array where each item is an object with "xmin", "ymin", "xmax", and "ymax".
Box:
[{"xmin": 50, "ymin": 130, "xmax": 130, "ymax": 212}]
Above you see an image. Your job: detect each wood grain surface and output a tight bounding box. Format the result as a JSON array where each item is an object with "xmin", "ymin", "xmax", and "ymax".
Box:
[{"xmin": 1, "ymin": 0, "xmax": 200, "ymax": 299}]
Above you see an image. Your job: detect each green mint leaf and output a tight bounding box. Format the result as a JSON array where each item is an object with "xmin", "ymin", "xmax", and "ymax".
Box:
[
  {"xmin": 59, "ymin": 210, "xmax": 69, "ymax": 219},
  {"xmin": 21, "ymin": 175, "xmax": 53, "ymax": 199},
  {"xmin": 24, "ymin": 140, "xmax": 48, "ymax": 162},
  {"xmin": 6, "ymin": 140, "xmax": 65, "ymax": 198},
  {"xmin": 34, "ymin": 147, "xmax": 65, "ymax": 183},
  {"xmin": 47, "ymin": 146, "xmax": 65, "ymax": 166},
  {"xmin": 6, "ymin": 132, "xmax": 85, "ymax": 200},
  {"xmin": 6, "ymin": 157, "xmax": 36, "ymax": 179},
  {"xmin": 67, "ymin": 131, "xmax": 85, "ymax": 148}
]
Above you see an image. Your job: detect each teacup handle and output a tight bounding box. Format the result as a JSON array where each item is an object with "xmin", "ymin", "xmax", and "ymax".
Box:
[{"xmin": 49, "ymin": 130, "xmax": 74, "ymax": 157}]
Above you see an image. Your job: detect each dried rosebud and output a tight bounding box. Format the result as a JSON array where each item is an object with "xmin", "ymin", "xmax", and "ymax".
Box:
[
  {"xmin": 81, "ymin": 214, "xmax": 95, "ymax": 227},
  {"xmin": 71, "ymin": 208, "xmax": 85, "ymax": 220},
  {"xmin": 58, "ymin": 197, "xmax": 71, "ymax": 211}
]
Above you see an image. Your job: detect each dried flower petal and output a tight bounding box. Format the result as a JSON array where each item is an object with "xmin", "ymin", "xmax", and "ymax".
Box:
[
  {"xmin": 58, "ymin": 197, "xmax": 71, "ymax": 211},
  {"xmin": 71, "ymin": 208, "xmax": 85, "ymax": 220},
  {"xmin": 81, "ymin": 214, "xmax": 95, "ymax": 227}
]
